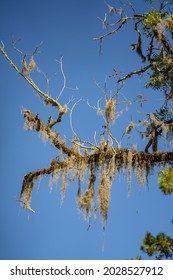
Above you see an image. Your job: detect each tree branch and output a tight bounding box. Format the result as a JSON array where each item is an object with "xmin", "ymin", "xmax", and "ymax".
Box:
[
  {"xmin": 23, "ymin": 108, "xmax": 80, "ymax": 157},
  {"xmin": 93, "ymin": 17, "xmax": 130, "ymax": 41},
  {"xmin": 0, "ymin": 47, "xmax": 66, "ymax": 112},
  {"xmin": 118, "ymin": 64, "xmax": 152, "ymax": 83}
]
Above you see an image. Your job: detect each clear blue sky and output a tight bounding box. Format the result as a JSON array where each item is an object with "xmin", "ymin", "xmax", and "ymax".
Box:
[{"xmin": 0, "ymin": 0, "xmax": 172, "ymax": 260}]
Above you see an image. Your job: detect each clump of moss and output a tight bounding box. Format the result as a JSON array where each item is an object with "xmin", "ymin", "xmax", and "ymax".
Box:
[
  {"xmin": 77, "ymin": 163, "xmax": 96, "ymax": 219},
  {"xmin": 105, "ymin": 98, "xmax": 116, "ymax": 123},
  {"xmin": 99, "ymin": 164, "xmax": 112, "ymax": 223}
]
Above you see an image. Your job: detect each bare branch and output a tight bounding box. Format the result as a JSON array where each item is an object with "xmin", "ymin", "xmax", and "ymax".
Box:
[
  {"xmin": 12, "ymin": 35, "xmax": 43, "ymax": 57},
  {"xmin": 11, "ymin": 36, "xmax": 23, "ymax": 55},
  {"xmin": 93, "ymin": 17, "xmax": 134, "ymax": 41},
  {"xmin": 69, "ymin": 98, "xmax": 83, "ymax": 137},
  {"xmin": 126, "ymin": 0, "xmax": 136, "ymax": 14},
  {"xmin": 1, "ymin": 40, "xmax": 4, "ymax": 49},
  {"xmin": 56, "ymin": 56, "xmax": 66, "ymax": 100},
  {"xmin": 109, "ymin": 133, "xmax": 121, "ymax": 148},
  {"xmin": 38, "ymin": 71, "xmax": 58, "ymax": 95},
  {"xmin": 118, "ymin": 64, "xmax": 152, "ymax": 83},
  {"xmin": 94, "ymin": 131, "xmax": 98, "ymax": 146},
  {"xmin": 55, "ymin": 56, "xmax": 78, "ymax": 101},
  {"xmin": 72, "ymin": 139, "xmax": 99, "ymax": 151}
]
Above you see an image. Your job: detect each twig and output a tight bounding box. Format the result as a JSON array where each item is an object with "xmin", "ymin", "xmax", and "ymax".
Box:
[
  {"xmin": 94, "ymin": 131, "xmax": 98, "ymax": 146},
  {"xmin": 72, "ymin": 139, "xmax": 99, "ymax": 151},
  {"xmin": 12, "ymin": 35, "xmax": 43, "ymax": 57},
  {"xmin": 69, "ymin": 98, "xmax": 83, "ymax": 137},
  {"xmin": 126, "ymin": 0, "xmax": 136, "ymax": 14},
  {"xmin": 93, "ymin": 17, "xmax": 134, "ymax": 41},
  {"xmin": 39, "ymin": 71, "xmax": 58, "ymax": 95},
  {"xmin": 118, "ymin": 64, "xmax": 152, "ymax": 83},
  {"xmin": 55, "ymin": 56, "xmax": 78, "ymax": 101},
  {"xmin": 1, "ymin": 40, "xmax": 4, "ymax": 49},
  {"xmin": 56, "ymin": 56, "xmax": 66, "ymax": 100},
  {"xmin": 109, "ymin": 132, "xmax": 121, "ymax": 148}
]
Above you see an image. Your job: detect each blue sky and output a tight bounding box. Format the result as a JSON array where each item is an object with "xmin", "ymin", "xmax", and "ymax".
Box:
[{"xmin": 0, "ymin": 0, "xmax": 173, "ymax": 260}]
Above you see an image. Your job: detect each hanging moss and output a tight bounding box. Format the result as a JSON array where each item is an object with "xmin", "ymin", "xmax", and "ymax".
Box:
[
  {"xmin": 77, "ymin": 163, "xmax": 96, "ymax": 219},
  {"xmin": 99, "ymin": 163, "xmax": 112, "ymax": 223}
]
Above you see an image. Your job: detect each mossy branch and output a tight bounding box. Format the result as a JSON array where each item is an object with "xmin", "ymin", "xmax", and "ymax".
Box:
[
  {"xmin": 20, "ymin": 143, "xmax": 173, "ymax": 216},
  {"xmin": 19, "ymin": 157, "xmax": 71, "ymax": 212},
  {"xmin": 23, "ymin": 108, "xmax": 80, "ymax": 157},
  {"xmin": 0, "ymin": 46, "xmax": 66, "ymax": 112}
]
